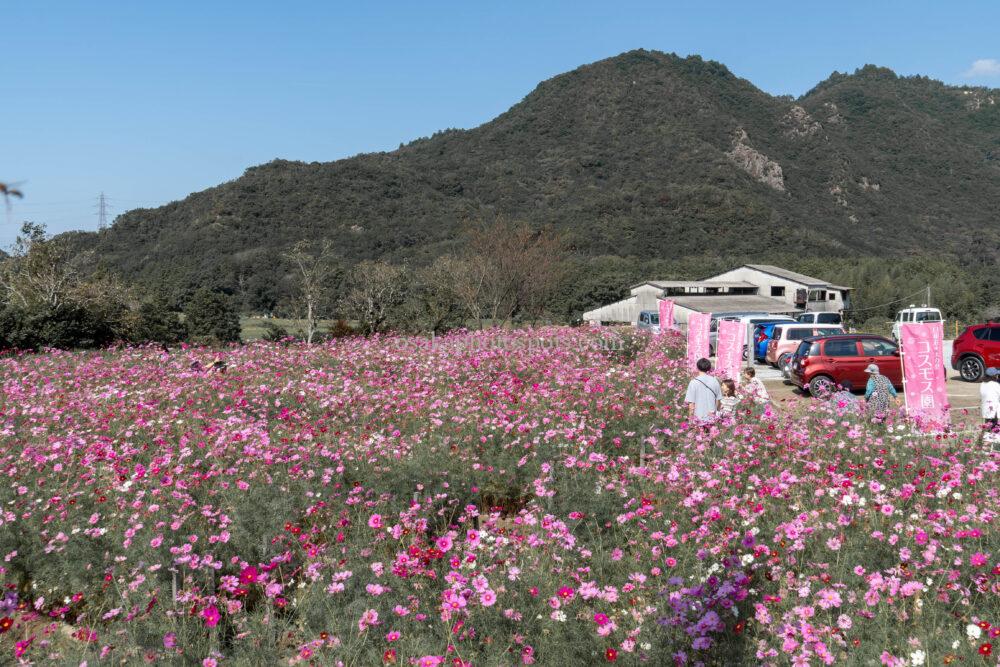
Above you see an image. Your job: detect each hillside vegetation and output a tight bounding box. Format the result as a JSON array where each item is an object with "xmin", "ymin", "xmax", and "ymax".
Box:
[{"xmin": 63, "ymin": 50, "xmax": 1000, "ymax": 319}]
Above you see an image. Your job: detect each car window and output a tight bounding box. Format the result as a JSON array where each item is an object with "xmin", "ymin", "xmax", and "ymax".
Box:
[
  {"xmin": 816, "ymin": 328, "xmax": 843, "ymax": 337},
  {"xmin": 989, "ymin": 328, "xmax": 1000, "ymax": 342},
  {"xmin": 974, "ymin": 328, "xmax": 990, "ymax": 340},
  {"xmin": 915, "ymin": 311, "xmax": 940, "ymax": 322},
  {"xmin": 710, "ymin": 320, "xmax": 718, "ymax": 332},
  {"xmin": 817, "ymin": 313, "xmax": 840, "ymax": 324},
  {"xmin": 861, "ymin": 339, "xmax": 897, "ymax": 356},
  {"xmin": 794, "ymin": 341, "xmax": 814, "ymax": 357},
  {"xmin": 651, "ymin": 314, "xmax": 659, "ymax": 325},
  {"xmin": 788, "ymin": 329, "xmax": 812, "ymax": 341},
  {"xmin": 823, "ymin": 339, "xmax": 859, "ymax": 357}
]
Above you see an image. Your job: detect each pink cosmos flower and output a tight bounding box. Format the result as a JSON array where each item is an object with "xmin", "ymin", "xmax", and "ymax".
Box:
[
  {"xmin": 358, "ymin": 608, "xmax": 379, "ymax": 632},
  {"xmin": 368, "ymin": 514, "xmax": 383, "ymax": 529},
  {"xmin": 202, "ymin": 605, "xmax": 220, "ymax": 628},
  {"xmin": 816, "ymin": 589, "xmax": 842, "ymax": 610},
  {"xmin": 970, "ymin": 552, "xmax": 988, "ymax": 567}
]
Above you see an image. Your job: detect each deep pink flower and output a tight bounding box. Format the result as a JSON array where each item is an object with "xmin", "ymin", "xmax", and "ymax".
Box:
[{"xmin": 202, "ymin": 605, "xmax": 220, "ymax": 628}]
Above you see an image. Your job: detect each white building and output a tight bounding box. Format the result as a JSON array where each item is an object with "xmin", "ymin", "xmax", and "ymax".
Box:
[
  {"xmin": 706, "ymin": 265, "xmax": 850, "ymax": 314},
  {"xmin": 582, "ymin": 264, "xmax": 851, "ymax": 329}
]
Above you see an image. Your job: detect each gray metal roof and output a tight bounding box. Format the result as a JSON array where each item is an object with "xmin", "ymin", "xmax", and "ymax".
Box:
[
  {"xmin": 742, "ymin": 264, "xmax": 841, "ymax": 287},
  {"xmin": 632, "ymin": 279, "xmax": 757, "ymax": 290},
  {"xmin": 672, "ymin": 294, "xmax": 801, "ymax": 315}
]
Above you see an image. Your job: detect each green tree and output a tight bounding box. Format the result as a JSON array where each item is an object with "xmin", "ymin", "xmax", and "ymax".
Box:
[
  {"xmin": 132, "ymin": 296, "xmax": 188, "ymax": 344},
  {"xmin": 185, "ymin": 288, "xmax": 241, "ymax": 344}
]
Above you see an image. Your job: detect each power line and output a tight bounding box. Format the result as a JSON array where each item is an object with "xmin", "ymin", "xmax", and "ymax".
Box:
[{"xmin": 844, "ymin": 286, "xmax": 931, "ymax": 314}]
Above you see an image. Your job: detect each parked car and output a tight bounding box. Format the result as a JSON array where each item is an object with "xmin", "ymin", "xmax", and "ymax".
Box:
[
  {"xmin": 752, "ymin": 322, "xmax": 783, "ymax": 361},
  {"xmin": 636, "ymin": 310, "xmax": 660, "ymax": 333},
  {"xmin": 710, "ymin": 314, "xmax": 796, "ymax": 359},
  {"xmin": 789, "ymin": 334, "xmax": 903, "ymax": 396},
  {"xmin": 795, "ymin": 312, "xmax": 843, "ymax": 325},
  {"xmin": 765, "ymin": 324, "xmax": 845, "ymax": 369},
  {"xmin": 891, "ymin": 306, "xmax": 942, "ymax": 341},
  {"xmin": 951, "ymin": 322, "xmax": 1000, "ymax": 381}
]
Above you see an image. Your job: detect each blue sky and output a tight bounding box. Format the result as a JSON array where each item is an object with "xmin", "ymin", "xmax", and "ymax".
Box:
[{"xmin": 3, "ymin": 1, "xmax": 999, "ymax": 246}]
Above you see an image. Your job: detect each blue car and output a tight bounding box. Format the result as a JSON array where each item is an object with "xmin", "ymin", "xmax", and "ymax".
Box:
[{"xmin": 753, "ymin": 323, "xmax": 783, "ymax": 361}]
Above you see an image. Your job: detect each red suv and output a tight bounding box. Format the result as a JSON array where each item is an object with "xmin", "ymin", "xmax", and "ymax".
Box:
[
  {"xmin": 790, "ymin": 334, "xmax": 902, "ymax": 395},
  {"xmin": 951, "ymin": 323, "xmax": 1000, "ymax": 381}
]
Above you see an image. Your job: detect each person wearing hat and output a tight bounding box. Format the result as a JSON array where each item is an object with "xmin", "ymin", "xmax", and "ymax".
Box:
[
  {"xmin": 980, "ymin": 367, "xmax": 1000, "ymax": 433},
  {"xmin": 864, "ymin": 364, "xmax": 897, "ymax": 422}
]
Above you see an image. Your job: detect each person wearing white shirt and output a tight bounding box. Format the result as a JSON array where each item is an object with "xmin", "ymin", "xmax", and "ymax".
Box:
[{"xmin": 980, "ymin": 367, "xmax": 1000, "ymax": 433}]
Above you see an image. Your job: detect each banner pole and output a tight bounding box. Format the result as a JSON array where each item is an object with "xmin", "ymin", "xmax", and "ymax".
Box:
[{"xmin": 898, "ymin": 329, "xmax": 910, "ymax": 417}]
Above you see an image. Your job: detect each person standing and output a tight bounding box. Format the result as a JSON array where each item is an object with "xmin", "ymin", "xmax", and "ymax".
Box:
[
  {"xmin": 685, "ymin": 358, "xmax": 721, "ymax": 422},
  {"xmin": 864, "ymin": 364, "xmax": 897, "ymax": 422},
  {"xmin": 980, "ymin": 367, "xmax": 1000, "ymax": 433}
]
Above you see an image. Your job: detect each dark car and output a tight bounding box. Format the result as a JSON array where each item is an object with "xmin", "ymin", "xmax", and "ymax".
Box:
[
  {"xmin": 951, "ymin": 323, "xmax": 1000, "ymax": 381},
  {"xmin": 789, "ymin": 334, "xmax": 903, "ymax": 396}
]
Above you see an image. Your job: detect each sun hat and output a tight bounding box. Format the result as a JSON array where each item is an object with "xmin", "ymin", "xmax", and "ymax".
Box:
[
  {"xmin": 864, "ymin": 364, "xmax": 879, "ymax": 374},
  {"xmin": 986, "ymin": 367, "xmax": 1000, "ymax": 377}
]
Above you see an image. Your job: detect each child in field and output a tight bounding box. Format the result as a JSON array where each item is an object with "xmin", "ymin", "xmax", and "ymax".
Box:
[
  {"xmin": 739, "ymin": 367, "xmax": 770, "ymax": 405},
  {"xmin": 719, "ymin": 379, "xmax": 738, "ymax": 417}
]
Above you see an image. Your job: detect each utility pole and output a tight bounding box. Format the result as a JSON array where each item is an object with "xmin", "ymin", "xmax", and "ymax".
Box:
[
  {"xmin": 926, "ymin": 285, "xmax": 931, "ymax": 308},
  {"xmin": 96, "ymin": 192, "xmax": 110, "ymax": 230}
]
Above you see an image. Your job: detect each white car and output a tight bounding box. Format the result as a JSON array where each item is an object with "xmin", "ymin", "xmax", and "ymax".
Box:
[{"xmin": 891, "ymin": 306, "xmax": 943, "ymax": 341}]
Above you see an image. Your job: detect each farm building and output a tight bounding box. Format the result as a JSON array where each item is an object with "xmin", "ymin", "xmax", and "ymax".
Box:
[{"xmin": 582, "ymin": 264, "xmax": 851, "ymax": 328}]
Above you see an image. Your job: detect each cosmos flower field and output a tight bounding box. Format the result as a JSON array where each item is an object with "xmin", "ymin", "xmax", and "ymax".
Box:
[{"xmin": 0, "ymin": 328, "xmax": 997, "ymax": 666}]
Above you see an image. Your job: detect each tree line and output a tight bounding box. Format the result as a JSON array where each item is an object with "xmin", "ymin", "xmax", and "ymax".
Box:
[
  {"xmin": 0, "ymin": 217, "xmax": 569, "ymax": 349},
  {"xmin": 2, "ymin": 215, "xmax": 999, "ymax": 351}
]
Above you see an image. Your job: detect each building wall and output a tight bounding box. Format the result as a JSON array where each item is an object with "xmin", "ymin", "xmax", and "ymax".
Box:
[
  {"xmin": 582, "ymin": 296, "xmax": 640, "ymax": 324},
  {"xmin": 707, "ymin": 267, "xmax": 845, "ymax": 313},
  {"xmin": 673, "ymin": 304, "xmax": 695, "ymax": 332},
  {"xmin": 630, "ymin": 285, "xmax": 664, "ymax": 311}
]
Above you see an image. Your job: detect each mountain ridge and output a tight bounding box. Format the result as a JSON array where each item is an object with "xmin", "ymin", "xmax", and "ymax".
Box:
[{"xmin": 66, "ymin": 49, "xmax": 1000, "ymax": 312}]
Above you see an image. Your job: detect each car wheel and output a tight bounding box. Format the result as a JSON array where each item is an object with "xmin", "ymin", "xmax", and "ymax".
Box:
[
  {"xmin": 742, "ymin": 345, "xmax": 748, "ymax": 361},
  {"xmin": 959, "ymin": 356, "xmax": 985, "ymax": 382},
  {"xmin": 778, "ymin": 353, "xmax": 793, "ymax": 376},
  {"xmin": 808, "ymin": 375, "xmax": 834, "ymax": 397}
]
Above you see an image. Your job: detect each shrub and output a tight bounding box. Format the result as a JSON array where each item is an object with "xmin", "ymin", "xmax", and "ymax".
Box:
[{"xmin": 185, "ymin": 288, "xmax": 241, "ymax": 344}]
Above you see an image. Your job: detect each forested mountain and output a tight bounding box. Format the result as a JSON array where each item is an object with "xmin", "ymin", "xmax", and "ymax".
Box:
[{"xmin": 67, "ymin": 49, "xmax": 1000, "ymax": 315}]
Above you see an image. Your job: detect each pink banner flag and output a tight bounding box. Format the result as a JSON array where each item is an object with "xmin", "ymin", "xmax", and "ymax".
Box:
[
  {"xmin": 716, "ymin": 319, "xmax": 744, "ymax": 380},
  {"xmin": 658, "ymin": 299, "xmax": 675, "ymax": 332},
  {"xmin": 686, "ymin": 312, "xmax": 711, "ymax": 370},
  {"xmin": 900, "ymin": 321, "xmax": 949, "ymax": 429}
]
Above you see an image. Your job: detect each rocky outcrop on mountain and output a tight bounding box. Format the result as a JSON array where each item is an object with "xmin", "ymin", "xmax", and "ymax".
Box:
[
  {"xmin": 782, "ymin": 106, "xmax": 822, "ymax": 137},
  {"xmin": 726, "ymin": 129, "xmax": 786, "ymax": 192}
]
